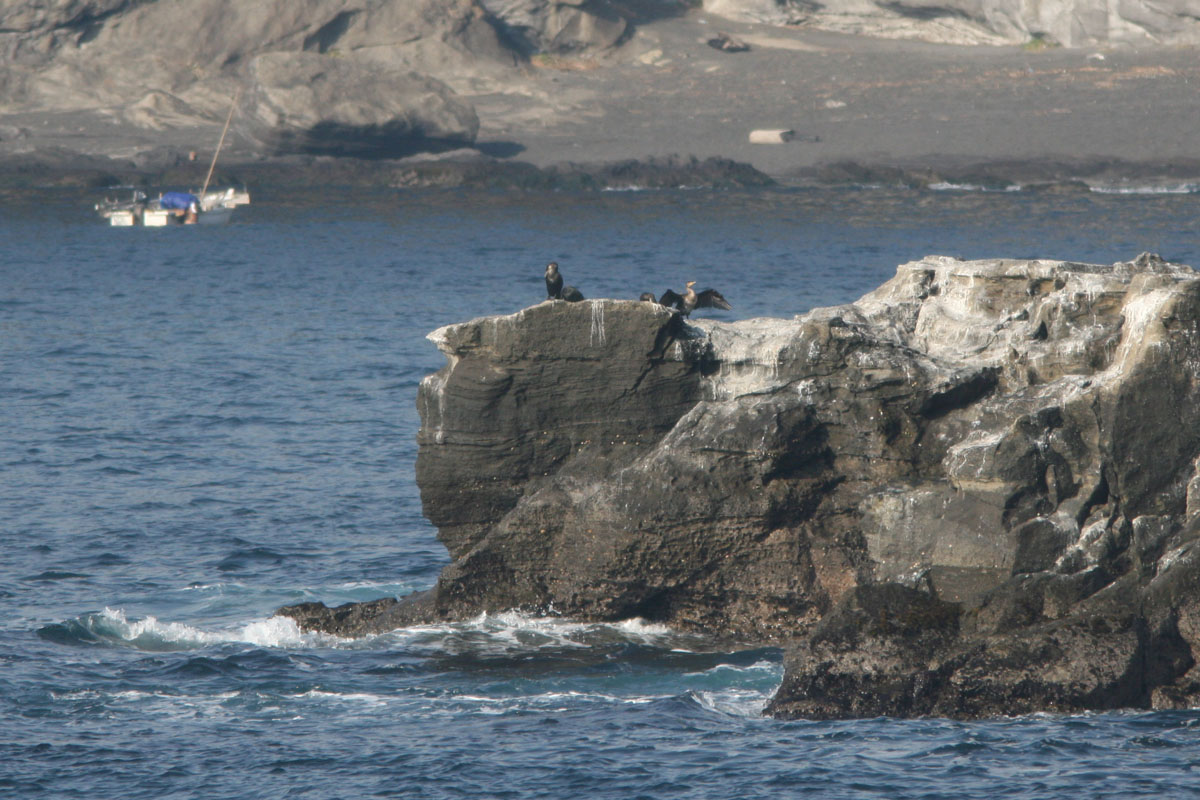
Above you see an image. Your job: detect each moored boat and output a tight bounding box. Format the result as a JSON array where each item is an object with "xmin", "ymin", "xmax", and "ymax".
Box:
[
  {"xmin": 98, "ymin": 89, "xmax": 247, "ymax": 227},
  {"xmin": 97, "ymin": 186, "xmax": 251, "ymax": 226}
]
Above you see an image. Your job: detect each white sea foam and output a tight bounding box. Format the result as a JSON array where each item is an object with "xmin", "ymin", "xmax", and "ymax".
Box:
[
  {"xmin": 686, "ymin": 659, "xmax": 781, "ymax": 678},
  {"xmin": 181, "ymin": 582, "xmax": 236, "ymax": 592},
  {"xmin": 691, "ymin": 688, "xmax": 773, "ymax": 718},
  {"xmin": 444, "ymin": 690, "xmax": 671, "ymax": 715},
  {"xmin": 85, "ymin": 606, "xmax": 696, "ymax": 661},
  {"xmin": 927, "ymin": 182, "xmax": 1022, "ymax": 193},
  {"xmin": 611, "ymin": 617, "xmax": 675, "ymax": 636},
  {"xmin": 1089, "ymin": 183, "xmax": 1199, "ymax": 195},
  {"xmin": 298, "ymin": 689, "xmax": 388, "ymax": 707},
  {"xmin": 365, "ymin": 610, "xmax": 692, "ymax": 659},
  {"xmin": 928, "ymin": 182, "xmax": 984, "ymax": 192},
  {"xmin": 450, "ymin": 610, "xmax": 677, "ymax": 641},
  {"xmin": 90, "ymin": 607, "xmax": 342, "ymax": 650}
]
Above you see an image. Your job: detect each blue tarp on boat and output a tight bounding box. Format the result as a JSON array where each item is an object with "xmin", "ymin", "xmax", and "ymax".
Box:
[{"xmin": 160, "ymin": 192, "xmax": 198, "ymax": 210}]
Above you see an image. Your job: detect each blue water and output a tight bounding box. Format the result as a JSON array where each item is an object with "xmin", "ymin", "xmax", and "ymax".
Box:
[{"xmin": 5, "ymin": 185, "xmax": 1200, "ymax": 799}]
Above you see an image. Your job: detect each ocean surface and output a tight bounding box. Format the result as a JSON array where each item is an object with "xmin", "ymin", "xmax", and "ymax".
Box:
[{"xmin": 5, "ymin": 184, "xmax": 1200, "ymax": 799}]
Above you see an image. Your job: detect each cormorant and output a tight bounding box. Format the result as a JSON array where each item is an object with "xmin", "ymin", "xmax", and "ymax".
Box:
[
  {"xmin": 545, "ymin": 262, "xmax": 563, "ymax": 300},
  {"xmin": 659, "ymin": 281, "xmax": 731, "ymax": 316},
  {"xmin": 544, "ymin": 262, "xmax": 585, "ymax": 302},
  {"xmin": 639, "ymin": 292, "xmax": 657, "ymax": 302}
]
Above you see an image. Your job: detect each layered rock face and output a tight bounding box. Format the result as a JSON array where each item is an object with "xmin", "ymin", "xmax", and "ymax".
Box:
[
  {"xmin": 282, "ymin": 253, "xmax": 1200, "ymax": 717},
  {"xmin": 0, "ymin": 0, "xmax": 649, "ymax": 155},
  {"xmin": 704, "ymin": 0, "xmax": 1200, "ymax": 46},
  {"xmin": 0, "ymin": 0, "xmax": 504, "ymax": 154}
]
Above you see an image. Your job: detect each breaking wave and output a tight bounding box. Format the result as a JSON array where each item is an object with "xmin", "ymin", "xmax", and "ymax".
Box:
[{"xmin": 38, "ymin": 607, "xmax": 336, "ymax": 650}]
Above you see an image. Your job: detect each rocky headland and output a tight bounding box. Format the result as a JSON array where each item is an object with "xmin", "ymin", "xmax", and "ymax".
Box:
[{"xmin": 283, "ymin": 253, "xmax": 1200, "ymax": 719}]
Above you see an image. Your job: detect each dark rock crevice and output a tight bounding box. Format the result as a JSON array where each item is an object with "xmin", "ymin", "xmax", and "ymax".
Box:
[{"xmin": 302, "ymin": 10, "xmax": 363, "ymax": 54}]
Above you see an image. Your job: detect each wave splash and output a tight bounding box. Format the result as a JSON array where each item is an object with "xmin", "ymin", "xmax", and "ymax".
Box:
[
  {"xmin": 41, "ymin": 607, "xmax": 696, "ymax": 655},
  {"xmin": 41, "ymin": 607, "xmax": 330, "ymax": 650},
  {"xmin": 38, "ymin": 608, "xmax": 780, "ymax": 713}
]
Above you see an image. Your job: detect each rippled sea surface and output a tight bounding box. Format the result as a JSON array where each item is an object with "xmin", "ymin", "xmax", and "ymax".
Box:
[{"xmin": 5, "ymin": 185, "xmax": 1200, "ymax": 799}]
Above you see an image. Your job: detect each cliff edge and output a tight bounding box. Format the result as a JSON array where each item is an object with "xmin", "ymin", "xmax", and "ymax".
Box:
[{"xmin": 282, "ymin": 254, "xmax": 1200, "ymax": 718}]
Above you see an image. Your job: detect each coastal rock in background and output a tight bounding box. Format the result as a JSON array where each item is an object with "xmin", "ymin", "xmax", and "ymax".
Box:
[
  {"xmin": 703, "ymin": 0, "xmax": 1200, "ymax": 45},
  {"xmin": 703, "ymin": 0, "xmax": 814, "ymax": 26},
  {"xmin": 238, "ymin": 53, "xmax": 479, "ymax": 158},
  {"xmin": 282, "ymin": 253, "xmax": 1200, "ymax": 718},
  {"xmin": 0, "ymin": 0, "xmax": 512, "ymax": 137},
  {"xmin": 4, "ymin": 0, "xmax": 1200, "ymax": 173},
  {"xmin": 481, "ymin": 0, "xmax": 630, "ymax": 54},
  {"xmin": 0, "ymin": 0, "xmax": 645, "ymax": 121}
]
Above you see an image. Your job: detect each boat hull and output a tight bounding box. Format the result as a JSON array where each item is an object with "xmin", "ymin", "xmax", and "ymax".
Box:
[{"xmin": 97, "ymin": 187, "xmax": 248, "ymax": 227}]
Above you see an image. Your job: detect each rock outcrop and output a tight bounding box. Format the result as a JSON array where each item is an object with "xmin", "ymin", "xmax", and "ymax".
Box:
[
  {"xmin": 481, "ymin": 0, "xmax": 632, "ymax": 54},
  {"xmin": 237, "ymin": 53, "xmax": 479, "ymax": 158},
  {"xmin": 282, "ymin": 253, "xmax": 1200, "ymax": 718},
  {"xmin": 0, "ymin": 0, "xmax": 512, "ymax": 158},
  {"xmin": 0, "ymin": 0, "xmax": 658, "ymax": 119},
  {"xmin": 704, "ymin": 0, "xmax": 1200, "ymax": 46}
]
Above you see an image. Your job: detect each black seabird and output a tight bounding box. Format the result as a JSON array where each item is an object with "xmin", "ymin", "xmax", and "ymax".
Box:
[
  {"xmin": 639, "ymin": 292, "xmax": 658, "ymax": 302},
  {"xmin": 659, "ymin": 281, "xmax": 731, "ymax": 316},
  {"xmin": 545, "ymin": 262, "xmax": 563, "ymax": 299},
  {"xmin": 544, "ymin": 261, "xmax": 585, "ymax": 302}
]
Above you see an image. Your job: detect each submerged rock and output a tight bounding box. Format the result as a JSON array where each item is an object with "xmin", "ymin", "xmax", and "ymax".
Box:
[{"xmin": 280, "ymin": 253, "xmax": 1200, "ymax": 718}]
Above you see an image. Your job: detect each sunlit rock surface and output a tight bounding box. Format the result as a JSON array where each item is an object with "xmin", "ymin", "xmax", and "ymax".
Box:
[
  {"xmin": 282, "ymin": 253, "xmax": 1200, "ymax": 718},
  {"xmin": 704, "ymin": 0, "xmax": 1200, "ymax": 46}
]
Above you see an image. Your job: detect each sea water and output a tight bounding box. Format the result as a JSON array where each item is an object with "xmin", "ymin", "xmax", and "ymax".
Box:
[{"xmin": 4, "ymin": 185, "xmax": 1200, "ymax": 799}]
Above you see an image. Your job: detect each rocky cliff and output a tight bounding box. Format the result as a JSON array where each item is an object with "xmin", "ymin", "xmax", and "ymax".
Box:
[{"xmin": 283, "ymin": 253, "xmax": 1200, "ymax": 718}]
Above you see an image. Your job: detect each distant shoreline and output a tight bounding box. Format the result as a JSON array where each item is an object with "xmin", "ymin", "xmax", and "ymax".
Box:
[
  {"xmin": 5, "ymin": 18, "xmax": 1200, "ymax": 194},
  {"xmin": 4, "ymin": 150, "xmax": 1199, "ymax": 196}
]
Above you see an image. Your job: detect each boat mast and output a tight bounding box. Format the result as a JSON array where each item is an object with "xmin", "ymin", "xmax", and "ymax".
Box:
[{"xmin": 200, "ymin": 89, "xmax": 240, "ymax": 199}]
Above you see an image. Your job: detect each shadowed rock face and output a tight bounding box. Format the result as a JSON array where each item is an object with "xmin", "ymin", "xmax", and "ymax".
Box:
[
  {"xmin": 281, "ymin": 253, "xmax": 1200, "ymax": 718},
  {"xmin": 238, "ymin": 53, "xmax": 479, "ymax": 158}
]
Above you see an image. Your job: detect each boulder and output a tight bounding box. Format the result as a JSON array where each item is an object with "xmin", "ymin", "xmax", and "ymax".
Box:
[
  {"xmin": 237, "ymin": 52, "xmax": 479, "ymax": 157},
  {"xmin": 281, "ymin": 253, "xmax": 1200, "ymax": 718}
]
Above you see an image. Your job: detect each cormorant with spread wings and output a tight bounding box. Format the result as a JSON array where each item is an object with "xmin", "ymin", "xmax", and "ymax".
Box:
[{"xmin": 659, "ymin": 280, "xmax": 731, "ymax": 316}]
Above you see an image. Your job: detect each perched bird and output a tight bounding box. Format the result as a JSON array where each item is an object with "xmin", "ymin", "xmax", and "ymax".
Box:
[
  {"xmin": 659, "ymin": 281, "xmax": 731, "ymax": 316},
  {"xmin": 544, "ymin": 261, "xmax": 585, "ymax": 302},
  {"xmin": 638, "ymin": 292, "xmax": 658, "ymax": 302},
  {"xmin": 545, "ymin": 261, "xmax": 563, "ymax": 300}
]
